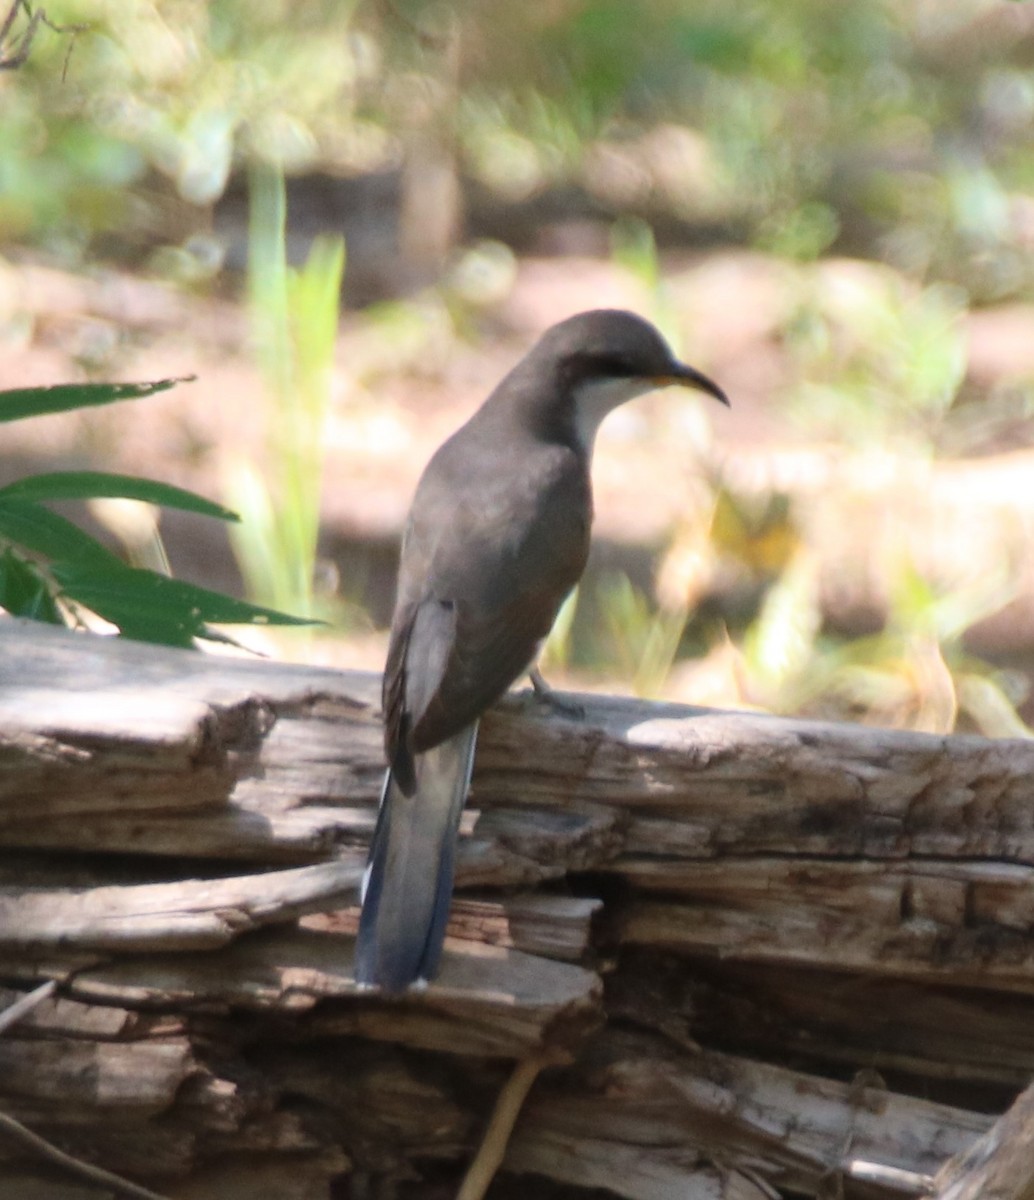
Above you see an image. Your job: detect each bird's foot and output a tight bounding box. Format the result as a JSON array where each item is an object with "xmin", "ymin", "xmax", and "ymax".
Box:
[{"xmin": 527, "ymin": 667, "xmax": 585, "ymax": 719}]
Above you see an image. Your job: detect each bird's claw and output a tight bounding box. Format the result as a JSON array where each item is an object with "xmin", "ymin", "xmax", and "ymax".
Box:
[{"xmin": 527, "ymin": 668, "xmax": 585, "ymax": 720}]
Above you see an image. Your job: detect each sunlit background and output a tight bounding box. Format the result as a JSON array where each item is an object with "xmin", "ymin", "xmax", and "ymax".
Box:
[{"xmin": 2, "ymin": 0, "xmax": 1033, "ymax": 735}]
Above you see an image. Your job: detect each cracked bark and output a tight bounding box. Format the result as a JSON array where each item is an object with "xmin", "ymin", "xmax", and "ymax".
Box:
[{"xmin": 2, "ymin": 619, "xmax": 1034, "ymax": 1199}]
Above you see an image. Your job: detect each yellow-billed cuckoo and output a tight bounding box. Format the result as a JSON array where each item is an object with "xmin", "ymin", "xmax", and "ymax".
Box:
[{"xmin": 356, "ymin": 309, "xmax": 729, "ymax": 992}]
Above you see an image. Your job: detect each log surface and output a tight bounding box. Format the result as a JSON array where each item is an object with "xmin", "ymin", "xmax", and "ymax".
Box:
[{"xmin": 1, "ymin": 618, "xmax": 1033, "ymax": 1199}]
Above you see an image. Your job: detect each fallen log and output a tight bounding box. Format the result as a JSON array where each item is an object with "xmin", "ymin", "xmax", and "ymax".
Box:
[
  {"xmin": 934, "ymin": 1076, "xmax": 1034, "ymax": 1200},
  {"xmin": 1, "ymin": 617, "xmax": 1034, "ymax": 1199},
  {"xmin": 508, "ymin": 1031, "xmax": 992, "ymax": 1200}
]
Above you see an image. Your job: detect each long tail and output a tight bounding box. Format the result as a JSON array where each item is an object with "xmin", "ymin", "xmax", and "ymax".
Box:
[{"xmin": 355, "ymin": 722, "xmax": 478, "ymax": 992}]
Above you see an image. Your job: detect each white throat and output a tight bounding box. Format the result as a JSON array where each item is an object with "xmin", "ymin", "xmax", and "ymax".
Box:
[{"xmin": 571, "ymin": 376, "xmax": 657, "ymax": 458}]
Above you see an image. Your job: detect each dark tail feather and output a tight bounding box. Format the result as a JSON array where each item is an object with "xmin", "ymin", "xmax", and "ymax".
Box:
[{"xmin": 355, "ymin": 722, "xmax": 478, "ymax": 992}]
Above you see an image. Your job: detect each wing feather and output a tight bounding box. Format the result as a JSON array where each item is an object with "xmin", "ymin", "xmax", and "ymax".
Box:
[
  {"xmin": 411, "ymin": 585, "xmax": 563, "ymax": 752},
  {"xmin": 383, "ymin": 436, "xmax": 590, "ymax": 771}
]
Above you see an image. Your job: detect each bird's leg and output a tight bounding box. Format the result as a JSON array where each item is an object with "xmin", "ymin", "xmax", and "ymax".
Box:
[
  {"xmin": 527, "ymin": 666, "xmax": 584, "ymax": 719},
  {"xmin": 528, "ymin": 666, "xmax": 551, "ymax": 700}
]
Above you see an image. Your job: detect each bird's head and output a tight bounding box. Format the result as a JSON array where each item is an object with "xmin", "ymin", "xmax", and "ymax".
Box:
[{"xmin": 526, "ymin": 309, "xmax": 729, "ymax": 454}]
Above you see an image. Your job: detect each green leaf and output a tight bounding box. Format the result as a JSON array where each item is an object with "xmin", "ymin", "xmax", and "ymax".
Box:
[
  {"xmin": 0, "ymin": 472, "xmax": 239, "ymax": 521},
  {"xmin": 54, "ymin": 564, "xmax": 321, "ymax": 642},
  {"xmin": 0, "ymin": 550, "xmax": 64, "ymax": 625},
  {"xmin": 0, "ymin": 378, "xmax": 194, "ymax": 424},
  {"xmin": 0, "ymin": 498, "xmax": 124, "ymax": 570}
]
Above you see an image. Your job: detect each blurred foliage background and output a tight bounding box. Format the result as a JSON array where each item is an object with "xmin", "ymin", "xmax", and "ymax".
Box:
[
  {"xmin": 6, "ymin": 0, "xmax": 1034, "ymax": 289},
  {"xmin": 1, "ymin": 0, "xmax": 1033, "ymax": 735}
]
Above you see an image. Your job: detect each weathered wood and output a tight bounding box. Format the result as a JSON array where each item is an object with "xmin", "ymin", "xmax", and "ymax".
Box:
[
  {"xmin": 0, "ymin": 986, "xmax": 182, "ymax": 1040},
  {"xmin": 479, "ymin": 702, "xmax": 1034, "ymax": 861},
  {"xmin": 0, "ymin": 981, "xmax": 54, "ymax": 1036},
  {"xmin": 0, "ymin": 1009, "xmax": 988, "ymax": 1200},
  {"xmin": 934, "ymin": 1078, "xmax": 1034, "ymax": 1200},
  {"xmin": 0, "ymin": 1173, "xmax": 120, "ymax": 1200},
  {"xmin": 70, "ymin": 929, "xmax": 600, "ymax": 1058},
  {"xmin": 0, "ymin": 619, "xmax": 381, "ymax": 849},
  {"xmin": 7, "ymin": 619, "xmax": 1034, "ymax": 996},
  {"xmin": 3, "ymin": 618, "xmax": 1034, "ymax": 1198},
  {"xmin": 448, "ymin": 894, "xmax": 603, "ymax": 963},
  {"xmin": 4, "ymin": 620, "xmax": 1034, "ymax": 869},
  {"xmin": 0, "ymin": 1037, "xmax": 196, "ymax": 1121},
  {"xmin": 616, "ymin": 856, "xmax": 1034, "ymax": 992},
  {"xmin": 304, "ymin": 892, "xmax": 602, "ymax": 963},
  {"xmin": 0, "ymin": 862, "xmax": 362, "ymax": 951},
  {"xmin": 0, "ymin": 1115, "xmax": 173, "ymax": 1200},
  {"xmin": 607, "ymin": 955, "xmax": 1034, "ymax": 1091},
  {"xmin": 162, "ymin": 1153, "xmax": 352, "ymax": 1200},
  {"xmin": 506, "ymin": 1031, "xmax": 991, "ymax": 1200}
]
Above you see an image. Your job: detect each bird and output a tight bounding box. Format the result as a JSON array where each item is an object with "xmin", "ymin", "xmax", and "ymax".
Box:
[{"xmin": 355, "ymin": 308, "xmax": 729, "ymax": 992}]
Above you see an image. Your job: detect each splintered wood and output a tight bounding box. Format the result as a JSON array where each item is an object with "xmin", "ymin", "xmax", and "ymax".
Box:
[{"xmin": 1, "ymin": 618, "xmax": 1034, "ymax": 1199}]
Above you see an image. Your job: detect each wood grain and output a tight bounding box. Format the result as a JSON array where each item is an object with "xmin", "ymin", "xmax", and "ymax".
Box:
[{"xmin": 2, "ymin": 618, "xmax": 1033, "ymax": 1198}]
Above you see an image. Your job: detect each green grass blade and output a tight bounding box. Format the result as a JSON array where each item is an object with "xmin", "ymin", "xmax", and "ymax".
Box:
[
  {"xmin": 291, "ymin": 234, "xmax": 346, "ymax": 382},
  {"xmin": 0, "ymin": 378, "xmax": 194, "ymax": 423},
  {"xmin": 0, "ymin": 472, "xmax": 240, "ymax": 520},
  {"xmin": 247, "ymin": 164, "xmax": 290, "ymax": 397}
]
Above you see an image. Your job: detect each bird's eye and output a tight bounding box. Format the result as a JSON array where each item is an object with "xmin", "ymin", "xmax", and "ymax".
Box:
[
  {"xmin": 562, "ymin": 350, "xmax": 642, "ymax": 385},
  {"xmin": 567, "ymin": 352, "xmax": 636, "ymax": 379},
  {"xmin": 597, "ymin": 354, "xmax": 637, "ymax": 377}
]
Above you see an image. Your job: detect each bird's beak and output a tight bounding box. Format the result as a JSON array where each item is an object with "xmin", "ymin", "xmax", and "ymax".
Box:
[{"xmin": 654, "ymin": 363, "xmax": 730, "ymax": 407}]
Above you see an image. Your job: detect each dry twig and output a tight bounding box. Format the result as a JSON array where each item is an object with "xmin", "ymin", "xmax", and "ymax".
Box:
[
  {"xmin": 457, "ymin": 1048, "xmax": 565, "ymax": 1200},
  {"xmin": 0, "ymin": 981, "xmax": 171, "ymax": 1198},
  {"xmin": 0, "ymin": 0, "xmax": 87, "ymax": 74},
  {"xmin": 0, "ymin": 1110, "xmax": 173, "ymax": 1200},
  {"xmin": 0, "ymin": 979, "xmax": 55, "ymax": 1035}
]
